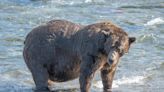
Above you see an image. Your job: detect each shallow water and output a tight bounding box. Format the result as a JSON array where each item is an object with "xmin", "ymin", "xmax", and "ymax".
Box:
[{"xmin": 0, "ymin": 0, "xmax": 164, "ymax": 92}]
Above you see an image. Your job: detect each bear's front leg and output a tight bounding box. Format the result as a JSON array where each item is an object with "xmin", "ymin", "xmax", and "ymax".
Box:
[
  {"xmin": 101, "ymin": 64, "xmax": 118, "ymax": 92},
  {"xmin": 79, "ymin": 56, "xmax": 97, "ymax": 92}
]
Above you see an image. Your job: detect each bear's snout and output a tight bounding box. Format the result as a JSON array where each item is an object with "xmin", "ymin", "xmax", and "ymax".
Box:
[
  {"xmin": 107, "ymin": 50, "xmax": 120, "ymax": 65},
  {"xmin": 108, "ymin": 58, "xmax": 113, "ymax": 65}
]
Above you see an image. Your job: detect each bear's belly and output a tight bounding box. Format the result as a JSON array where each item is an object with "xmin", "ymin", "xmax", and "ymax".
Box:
[
  {"xmin": 48, "ymin": 46, "xmax": 81, "ymax": 82},
  {"xmin": 49, "ymin": 69, "xmax": 80, "ymax": 82},
  {"xmin": 49, "ymin": 65, "xmax": 80, "ymax": 82},
  {"xmin": 48, "ymin": 57, "xmax": 81, "ymax": 82}
]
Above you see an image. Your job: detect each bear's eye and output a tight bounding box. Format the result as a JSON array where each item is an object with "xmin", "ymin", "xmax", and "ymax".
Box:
[
  {"xmin": 116, "ymin": 48, "xmax": 124, "ymax": 57},
  {"xmin": 114, "ymin": 41, "xmax": 124, "ymax": 57},
  {"xmin": 119, "ymin": 50, "xmax": 124, "ymax": 57},
  {"xmin": 111, "ymin": 46, "xmax": 124, "ymax": 57}
]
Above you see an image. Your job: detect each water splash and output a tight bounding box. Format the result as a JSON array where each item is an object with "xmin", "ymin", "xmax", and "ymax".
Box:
[
  {"xmin": 94, "ymin": 76, "xmax": 145, "ymax": 88},
  {"xmin": 85, "ymin": 0, "xmax": 93, "ymax": 3},
  {"xmin": 84, "ymin": 0, "xmax": 105, "ymax": 3},
  {"xmin": 144, "ymin": 17, "xmax": 164, "ymax": 26}
]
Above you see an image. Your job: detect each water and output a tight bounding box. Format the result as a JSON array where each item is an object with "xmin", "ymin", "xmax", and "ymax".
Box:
[{"xmin": 0, "ymin": 0, "xmax": 164, "ymax": 92}]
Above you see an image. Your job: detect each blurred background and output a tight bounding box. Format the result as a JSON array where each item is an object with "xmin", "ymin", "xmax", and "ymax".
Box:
[{"xmin": 0, "ymin": 0, "xmax": 164, "ymax": 92}]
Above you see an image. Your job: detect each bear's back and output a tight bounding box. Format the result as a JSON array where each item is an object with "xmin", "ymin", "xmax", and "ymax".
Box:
[{"xmin": 24, "ymin": 20, "xmax": 82, "ymax": 46}]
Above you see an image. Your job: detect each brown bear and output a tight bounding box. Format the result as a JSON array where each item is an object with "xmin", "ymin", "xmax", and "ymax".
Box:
[{"xmin": 23, "ymin": 19, "xmax": 135, "ymax": 92}]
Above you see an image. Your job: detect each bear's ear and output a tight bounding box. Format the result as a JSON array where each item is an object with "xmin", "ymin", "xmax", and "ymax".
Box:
[{"xmin": 129, "ymin": 37, "xmax": 136, "ymax": 44}]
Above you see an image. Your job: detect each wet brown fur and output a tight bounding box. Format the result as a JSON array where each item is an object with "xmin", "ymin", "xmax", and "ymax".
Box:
[{"xmin": 23, "ymin": 20, "xmax": 135, "ymax": 92}]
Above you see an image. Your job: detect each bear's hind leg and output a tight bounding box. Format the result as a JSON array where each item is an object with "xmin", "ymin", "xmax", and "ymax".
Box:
[{"xmin": 30, "ymin": 64, "xmax": 50, "ymax": 92}]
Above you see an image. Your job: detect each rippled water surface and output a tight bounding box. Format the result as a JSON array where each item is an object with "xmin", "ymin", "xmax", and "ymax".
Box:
[{"xmin": 0, "ymin": 0, "xmax": 164, "ymax": 92}]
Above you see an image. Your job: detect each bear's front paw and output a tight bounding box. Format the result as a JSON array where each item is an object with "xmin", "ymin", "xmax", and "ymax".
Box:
[
  {"xmin": 34, "ymin": 87, "xmax": 50, "ymax": 92},
  {"xmin": 103, "ymin": 88, "xmax": 112, "ymax": 92}
]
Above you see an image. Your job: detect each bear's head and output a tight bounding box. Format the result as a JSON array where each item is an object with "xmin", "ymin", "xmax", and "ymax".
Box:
[{"xmin": 99, "ymin": 22, "xmax": 136, "ymax": 65}]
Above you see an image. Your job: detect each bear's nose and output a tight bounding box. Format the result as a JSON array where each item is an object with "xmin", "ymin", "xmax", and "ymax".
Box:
[{"xmin": 108, "ymin": 59, "xmax": 113, "ymax": 65}]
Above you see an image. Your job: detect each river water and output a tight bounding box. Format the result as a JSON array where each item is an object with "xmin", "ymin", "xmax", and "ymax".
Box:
[{"xmin": 0, "ymin": 0, "xmax": 164, "ymax": 92}]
